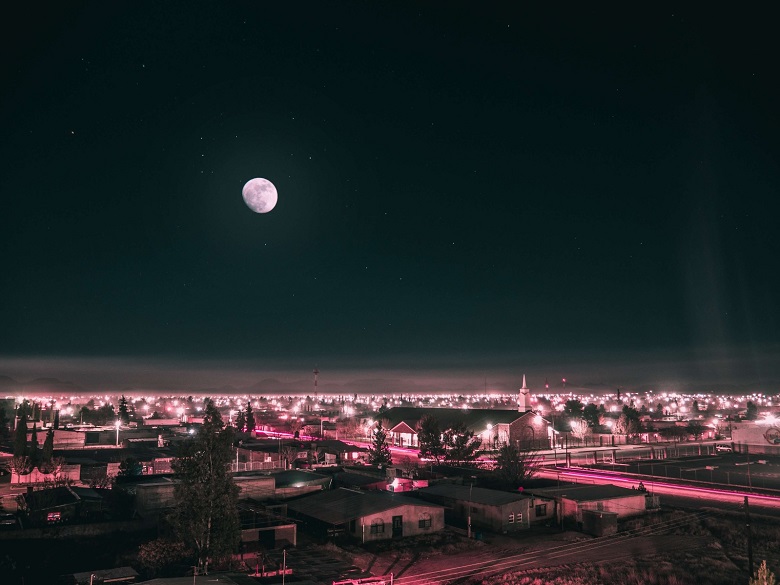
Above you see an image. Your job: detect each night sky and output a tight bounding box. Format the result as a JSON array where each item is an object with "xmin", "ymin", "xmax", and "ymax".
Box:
[{"xmin": 2, "ymin": 3, "xmax": 779, "ymax": 391}]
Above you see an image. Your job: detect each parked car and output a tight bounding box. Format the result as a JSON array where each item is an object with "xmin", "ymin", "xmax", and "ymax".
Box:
[{"xmin": 715, "ymin": 444, "xmax": 733, "ymax": 452}]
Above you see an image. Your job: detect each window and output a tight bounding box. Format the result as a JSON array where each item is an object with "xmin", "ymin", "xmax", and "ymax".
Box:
[
  {"xmin": 418, "ymin": 512, "xmax": 432, "ymax": 529},
  {"xmin": 370, "ymin": 519, "xmax": 384, "ymax": 534},
  {"xmin": 516, "ymin": 512, "xmax": 523, "ymax": 523},
  {"xmin": 508, "ymin": 513, "xmax": 515, "ymax": 523},
  {"xmin": 535, "ymin": 504, "xmax": 547, "ymax": 517}
]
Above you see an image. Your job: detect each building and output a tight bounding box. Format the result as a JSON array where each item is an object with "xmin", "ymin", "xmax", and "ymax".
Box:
[
  {"xmin": 381, "ymin": 375, "xmax": 549, "ymax": 450},
  {"xmin": 416, "ymin": 484, "xmax": 537, "ymax": 533},
  {"xmin": 286, "ymin": 487, "xmax": 445, "ymax": 542},
  {"xmin": 524, "ymin": 484, "xmax": 652, "ymax": 529}
]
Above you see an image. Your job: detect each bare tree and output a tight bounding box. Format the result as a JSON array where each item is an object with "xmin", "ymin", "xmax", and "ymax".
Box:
[{"xmin": 570, "ymin": 419, "xmax": 589, "ymax": 442}]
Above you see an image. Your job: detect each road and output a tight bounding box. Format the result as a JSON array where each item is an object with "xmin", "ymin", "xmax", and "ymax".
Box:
[{"xmin": 536, "ymin": 465, "xmax": 780, "ymax": 514}]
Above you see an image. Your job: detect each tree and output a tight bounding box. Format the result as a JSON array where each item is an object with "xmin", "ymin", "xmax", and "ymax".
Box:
[
  {"xmin": 0, "ymin": 407, "xmax": 9, "ymax": 439},
  {"xmin": 118, "ymin": 395, "xmax": 130, "ymax": 424},
  {"xmin": 29, "ymin": 424, "xmax": 39, "ymax": 467},
  {"xmin": 41, "ymin": 429, "xmax": 54, "ymax": 466},
  {"xmin": 442, "ymin": 422, "xmax": 481, "ymax": 465},
  {"xmin": 750, "ymin": 560, "xmax": 777, "ymax": 585},
  {"xmin": 10, "ymin": 455, "xmax": 32, "ymax": 476},
  {"xmin": 118, "ymin": 457, "xmax": 143, "ymax": 476},
  {"xmin": 170, "ymin": 400, "xmax": 240, "ymax": 574},
  {"xmin": 367, "ymin": 420, "xmax": 392, "ymax": 467},
  {"xmin": 659, "ymin": 426, "xmax": 688, "ymax": 443},
  {"xmin": 691, "ymin": 400, "xmax": 700, "ymax": 413},
  {"xmin": 686, "ymin": 421, "xmax": 706, "ymax": 440},
  {"xmin": 495, "ymin": 443, "xmax": 543, "ymax": 487},
  {"xmin": 563, "ymin": 399, "xmax": 584, "ymax": 420},
  {"xmin": 13, "ymin": 409, "xmax": 28, "ymax": 457},
  {"xmin": 417, "ymin": 415, "xmax": 445, "ymax": 463},
  {"xmin": 234, "ymin": 409, "xmax": 246, "ymax": 432},
  {"xmin": 138, "ymin": 538, "xmax": 194, "ymax": 577},
  {"xmin": 569, "ymin": 419, "xmax": 589, "ymax": 441},
  {"xmin": 245, "ymin": 402, "xmax": 256, "ymax": 433},
  {"xmin": 746, "ymin": 401, "xmax": 759, "ymax": 421},
  {"xmin": 582, "ymin": 404, "xmax": 600, "ymax": 428}
]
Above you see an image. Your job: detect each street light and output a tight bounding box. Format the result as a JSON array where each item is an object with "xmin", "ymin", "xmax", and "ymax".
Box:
[{"xmin": 114, "ymin": 419, "xmax": 121, "ymax": 446}]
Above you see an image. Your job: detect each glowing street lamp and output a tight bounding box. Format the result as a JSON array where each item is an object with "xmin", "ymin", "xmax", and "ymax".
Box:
[{"xmin": 114, "ymin": 419, "xmax": 121, "ymax": 446}]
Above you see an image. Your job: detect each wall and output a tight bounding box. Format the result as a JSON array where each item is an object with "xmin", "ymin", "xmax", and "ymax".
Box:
[
  {"xmin": 352, "ymin": 504, "xmax": 444, "ymax": 542},
  {"xmin": 563, "ymin": 495, "xmax": 647, "ymax": 523}
]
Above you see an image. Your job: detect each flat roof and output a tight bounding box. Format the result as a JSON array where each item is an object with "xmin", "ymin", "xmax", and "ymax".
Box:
[
  {"xmin": 526, "ymin": 484, "xmax": 641, "ymax": 502},
  {"xmin": 288, "ymin": 487, "xmax": 442, "ymax": 525},
  {"xmin": 418, "ymin": 484, "xmax": 529, "ymax": 506}
]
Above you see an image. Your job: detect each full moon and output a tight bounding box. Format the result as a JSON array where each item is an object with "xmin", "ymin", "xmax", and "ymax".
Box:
[{"xmin": 242, "ymin": 178, "xmax": 278, "ymax": 214}]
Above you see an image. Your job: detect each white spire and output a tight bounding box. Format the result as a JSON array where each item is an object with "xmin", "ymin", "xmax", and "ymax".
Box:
[{"xmin": 518, "ymin": 374, "xmax": 531, "ymax": 412}]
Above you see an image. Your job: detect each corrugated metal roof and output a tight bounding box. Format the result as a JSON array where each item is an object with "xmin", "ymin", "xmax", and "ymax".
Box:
[
  {"xmin": 418, "ymin": 484, "xmax": 529, "ymax": 506},
  {"xmin": 287, "ymin": 488, "xmax": 441, "ymax": 525}
]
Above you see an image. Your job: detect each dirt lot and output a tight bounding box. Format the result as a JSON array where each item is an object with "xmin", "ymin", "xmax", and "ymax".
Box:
[{"xmin": 282, "ymin": 509, "xmax": 773, "ymax": 585}]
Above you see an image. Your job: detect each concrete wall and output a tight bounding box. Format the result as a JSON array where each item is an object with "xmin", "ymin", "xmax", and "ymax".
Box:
[
  {"xmin": 563, "ymin": 494, "xmax": 647, "ymax": 523},
  {"xmin": 351, "ymin": 504, "xmax": 444, "ymax": 542}
]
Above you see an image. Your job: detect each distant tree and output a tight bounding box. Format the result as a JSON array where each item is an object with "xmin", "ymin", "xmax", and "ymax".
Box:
[
  {"xmin": 417, "ymin": 415, "xmax": 445, "ymax": 463},
  {"xmin": 280, "ymin": 445, "xmax": 299, "ymax": 469},
  {"xmin": 659, "ymin": 426, "xmax": 688, "ymax": 443},
  {"xmin": 750, "ymin": 560, "xmax": 777, "ymax": 585},
  {"xmin": 118, "ymin": 457, "xmax": 143, "ymax": 476},
  {"xmin": 245, "ymin": 402, "xmax": 256, "ymax": 433},
  {"xmin": 53, "ymin": 409, "xmax": 60, "ymax": 430},
  {"xmin": 691, "ymin": 400, "xmax": 700, "ymax": 413},
  {"xmin": 118, "ymin": 395, "xmax": 130, "ymax": 424},
  {"xmin": 29, "ymin": 424, "xmax": 39, "ymax": 466},
  {"xmin": 614, "ymin": 410, "xmax": 642, "ymax": 439},
  {"xmin": 367, "ymin": 420, "xmax": 393, "ymax": 467},
  {"xmin": 41, "ymin": 429, "xmax": 54, "ymax": 465},
  {"xmin": 0, "ymin": 407, "xmax": 9, "ymax": 439},
  {"xmin": 655, "ymin": 403, "xmax": 664, "ymax": 417},
  {"xmin": 582, "ymin": 404, "xmax": 600, "ymax": 428},
  {"xmin": 686, "ymin": 421, "xmax": 706, "ymax": 440},
  {"xmin": 170, "ymin": 400, "xmax": 240, "ymax": 574},
  {"xmin": 442, "ymin": 422, "xmax": 481, "ymax": 465},
  {"xmin": 746, "ymin": 401, "xmax": 759, "ymax": 421},
  {"xmin": 495, "ymin": 443, "xmax": 543, "ymax": 487},
  {"xmin": 569, "ymin": 419, "xmax": 589, "ymax": 441},
  {"xmin": 234, "ymin": 409, "xmax": 246, "ymax": 431},
  {"xmin": 13, "ymin": 409, "xmax": 28, "ymax": 457},
  {"xmin": 563, "ymin": 399, "xmax": 584, "ymax": 420}
]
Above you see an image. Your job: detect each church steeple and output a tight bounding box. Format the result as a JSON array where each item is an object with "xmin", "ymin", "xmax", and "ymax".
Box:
[{"xmin": 518, "ymin": 375, "xmax": 531, "ymax": 412}]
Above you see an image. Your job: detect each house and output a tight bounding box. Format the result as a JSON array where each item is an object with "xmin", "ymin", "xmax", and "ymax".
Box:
[
  {"xmin": 416, "ymin": 484, "xmax": 535, "ymax": 533},
  {"xmin": 524, "ymin": 484, "xmax": 652, "ymax": 529},
  {"xmin": 286, "ymin": 487, "xmax": 445, "ymax": 542},
  {"xmin": 16, "ymin": 485, "xmax": 107, "ymax": 525}
]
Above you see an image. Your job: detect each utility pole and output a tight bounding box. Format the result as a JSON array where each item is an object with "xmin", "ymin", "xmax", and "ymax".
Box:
[{"xmin": 744, "ymin": 496, "xmax": 754, "ymax": 577}]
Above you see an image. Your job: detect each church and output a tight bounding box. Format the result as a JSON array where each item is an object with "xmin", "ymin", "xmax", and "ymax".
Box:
[{"xmin": 381, "ymin": 376, "xmax": 551, "ymax": 450}]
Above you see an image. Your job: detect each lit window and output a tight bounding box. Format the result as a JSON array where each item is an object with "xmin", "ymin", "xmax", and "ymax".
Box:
[
  {"xmin": 508, "ymin": 513, "xmax": 515, "ymax": 523},
  {"xmin": 418, "ymin": 513, "xmax": 432, "ymax": 529},
  {"xmin": 516, "ymin": 512, "xmax": 523, "ymax": 523}
]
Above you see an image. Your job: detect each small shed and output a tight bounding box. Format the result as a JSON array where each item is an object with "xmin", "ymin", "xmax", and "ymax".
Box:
[
  {"xmin": 287, "ymin": 487, "xmax": 444, "ymax": 542},
  {"xmin": 525, "ymin": 484, "xmax": 650, "ymax": 529}
]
